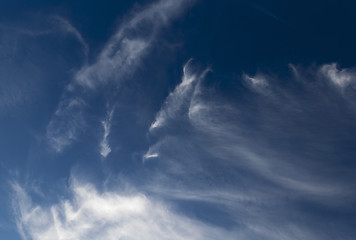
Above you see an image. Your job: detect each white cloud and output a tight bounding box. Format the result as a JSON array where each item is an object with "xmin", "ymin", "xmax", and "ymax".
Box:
[
  {"xmin": 0, "ymin": 16, "xmax": 88, "ymax": 115},
  {"xmin": 141, "ymin": 88, "xmax": 355, "ymax": 239},
  {"xmin": 150, "ymin": 59, "xmax": 210, "ymax": 131},
  {"xmin": 0, "ymin": 16, "xmax": 88, "ymax": 57},
  {"xmin": 143, "ymin": 152, "xmax": 159, "ymax": 161},
  {"xmin": 46, "ymin": 97, "xmax": 86, "ymax": 152},
  {"xmin": 145, "ymin": 62, "xmax": 356, "ymax": 205},
  {"xmin": 12, "ymin": 180, "xmax": 234, "ymax": 240},
  {"xmin": 74, "ymin": 0, "xmax": 194, "ymax": 89},
  {"xmin": 242, "ymin": 73, "xmax": 269, "ymax": 93},
  {"xmin": 74, "ymin": 38, "xmax": 149, "ymax": 89},
  {"xmin": 100, "ymin": 108, "xmax": 114, "ymax": 158},
  {"xmin": 46, "ymin": 0, "xmax": 194, "ymax": 152},
  {"xmin": 320, "ymin": 63, "xmax": 356, "ymax": 89}
]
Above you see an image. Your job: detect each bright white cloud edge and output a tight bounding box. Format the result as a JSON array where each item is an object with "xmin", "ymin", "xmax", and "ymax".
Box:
[{"xmin": 11, "ymin": 180, "xmax": 235, "ymax": 240}]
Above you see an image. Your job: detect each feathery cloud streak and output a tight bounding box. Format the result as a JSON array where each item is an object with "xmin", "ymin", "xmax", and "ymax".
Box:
[
  {"xmin": 46, "ymin": 0, "xmax": 194, "ymax": 152},
  {"xmin": 74, "ymin": 0, "xmax": 194, "ymax": 89},
  {"xmin": 142, "ymin": 61, "xmax": 356, "ymax": 239},
  {"xmin": 0, "ymin": 16, "xmax": 88, "ymax": 114},
  {"xmin": 149, "ymin": 59, "xmax": 210, "ymax": 132},
  {"xmin": 320, "ymin": 63, "xmax": 356, "ymax": 89},
  {"xmin": 148, "ymin": 61, "xmax": 356, "ymax": 199},
  {"xmin": 100, "ymin": 108, "xmax": 114, "ymax": 158},
  {"xmin": 11, "ymin": 180, "xmax": 234, "ymax": 240},
  {"xmin": 11, "ymin": 61, "xmax": 356, "ymax": 240},
  {"xmin": 0, "ymin": 16, "xmax": 88, "ymax": 56}
]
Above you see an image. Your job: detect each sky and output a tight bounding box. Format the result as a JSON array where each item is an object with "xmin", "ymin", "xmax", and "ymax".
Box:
[{"xmin": 1, "ymin": 0, "xmax": 356, "ymax": 239}]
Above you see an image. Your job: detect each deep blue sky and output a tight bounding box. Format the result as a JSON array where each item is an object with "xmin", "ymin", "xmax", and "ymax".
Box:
[{"xmin": 1, "ymin": 0, "xmax": 356, "ymax": 239}]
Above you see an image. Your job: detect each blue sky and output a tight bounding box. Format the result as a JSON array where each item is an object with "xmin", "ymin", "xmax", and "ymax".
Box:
[{"xmin": 1, "ymin": 0, "xmax": 356, "ymax": 239}]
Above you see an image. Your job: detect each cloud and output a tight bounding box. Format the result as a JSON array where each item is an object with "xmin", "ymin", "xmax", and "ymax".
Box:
[
  {"xmin": 46, "ymin": 0, "xmax": 194, "ymax": 152},
  {"xmin": 46, "ymin": 96, "xmax": 86, "ymax": 152},
  {"xmin": 0, "ymin": 16, "xmax": 88, "ymax": 115},
  {"xmin": 11, "ymin": 180, "xmax": 234, "ymax": 240},
  {"xmin": 137, "ymin": 62, "xmax": 356, "ymax": 240},
  {"xmin": 0, "ymin": 16, "xmax": 88, "ymax": 57},
  {"xmin": 242, "ymin": 73, "xmax": 269, "ymax": 93},
  {"xmin": 51, "ymin": 16, "xmax": 89, "ymax": 58},
  {"xmin": 142, "ymin": 152, "xmax": 159, "ymax": 161},
  {"xmin": 99, "ymin": 108, "xmax": 114, "ymax": 158},
  {"xmin": 74, "ymin": 0, "xmax": 194, "ymax": 89},
  {"xmin": 11, "ymin": 60, "xmax": 356, "ymax": 239},
  {"xmin": 150, "ymin": 59, "xmax": 210, "ymax": 131},
  {"xmin": 145, "ymin": 62, "xmax": 356, "ymax": 204},
  {"xmin": 320, "ymin": 63, "xmax": 356, "ymax": 89}
]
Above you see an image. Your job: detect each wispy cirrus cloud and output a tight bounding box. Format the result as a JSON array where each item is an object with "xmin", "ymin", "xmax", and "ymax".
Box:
[
  {"xmin": 142, "ymin": 61, "xmax": 356, "ymax": 239},
  {"xmin": 142, "ymin": 152, "xmax": 159, "ymax": 161},
  {"xmin": 46, "ymin": 96, "xmax": 86, "ymax": 152},
  {"xmin": 0, "ymin": 15, "xmax": 88, "ymax": 56},
  {"xmin": 148, "ymin": 61, "xmax": 356, "ymax": 200},
  {"xmin": 11, "ymin": 179, "xmax": 234, "ymax": 240},
  {"xmin": 0, "ymin": 15, "xmax": 88, "ymax": 115},
  {"xmin": 74, "ymin": 0, "xmax": 195, "ymax": 89},
  {"xmin": 242, "ymin": 73, "xmax": 270, "ymax": 94},
  {"xmin": 320, "ymin": 63, "xmax": 356, "ymax": 89},
  {"xmin": 150, "ymin": 59, "xmax": 210, "ymax": 132},
  {"xmin": 11, "ymin": 61, "xmax": 356, "ymax": 240},
  {"xmin": 46, "ymin": 0, "xmax": 195, "ymax": 153},
  {"xmin": 99, "ymin": 108, "xmax": 114, "ymax": 158}
]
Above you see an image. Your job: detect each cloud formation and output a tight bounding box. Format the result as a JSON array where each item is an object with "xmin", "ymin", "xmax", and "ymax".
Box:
[
  {"xmin": 0, "ymin": 15, "xmax": 88, "ymax": 55},
  {"xmin": 46, "ymin": 96, "xmax": 86, "ymax": 152},
  {"xmin": 74, "ymin": 0, "xmax": 194, "ymax": 89},
  {"xmin": 46, "ymin": 0, "xmax": 194, "ymax": 152},
  {"xmin": 100, "ymin": 108, "xmax": 114, "ymax": 158},
  {"xmin": 4, "ymin": 0, "xmax": 356, "ymax": 239},
  {"xmin": 142, "ymin": 62, "xmax": 356, "ymax": 239},
  {"xmin": 150, "ymin": 59, "xmax": 210, "ymax": 131},
  {"xmin": 52, "ymin": 16, "xmax": 89, "ymax": 58},
  {"xmin": 148, "ymin": 62, "xmax": 356, "ymax": 199},
  {"xmin": 242, "ymin": 73, "xmax": 269, "ymax": 93},
  {"xmin": 12, "ymin": 180, "xmax": 234, "ymax": 240},
  {"xmin": 320, "ymin": 63, "xmax": 356, "ymax": 89},
  {"xmin": 10, "ymin": 62, "xmax": 356, "ymax": 240},
  {"xmin": 0, "ymin": 16, "xmax": 88, "ymax": 115}
]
